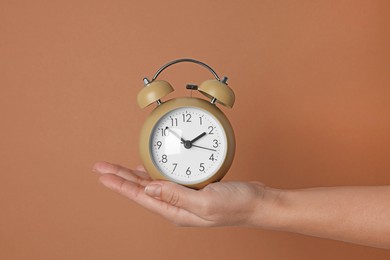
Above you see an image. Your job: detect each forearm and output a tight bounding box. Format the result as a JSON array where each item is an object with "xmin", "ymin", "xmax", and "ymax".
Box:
[{"xmin": 258, "ymin": 186, "xmax": 390, "ymax": 249}]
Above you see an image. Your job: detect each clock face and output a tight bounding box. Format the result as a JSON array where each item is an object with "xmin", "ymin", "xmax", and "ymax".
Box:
[{"xmin": 150, "ymin": 106, "xmax": 227, "ymax": 185}]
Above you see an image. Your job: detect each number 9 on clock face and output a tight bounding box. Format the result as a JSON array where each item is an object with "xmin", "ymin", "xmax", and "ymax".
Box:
[{"xmin": 150, "ymin": 107, "xmax": 227, "ymax": 185}]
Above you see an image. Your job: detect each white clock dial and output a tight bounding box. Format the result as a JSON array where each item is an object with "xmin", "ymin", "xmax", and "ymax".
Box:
[{"xmin": 150, "ymin": 107, "xmax": 227, "ymax": 185}]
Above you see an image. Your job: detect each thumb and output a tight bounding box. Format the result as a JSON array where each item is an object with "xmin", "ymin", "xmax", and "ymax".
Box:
[{"xmin": 144, "ymin": 181, "xmax": 203, "ymax": 210}]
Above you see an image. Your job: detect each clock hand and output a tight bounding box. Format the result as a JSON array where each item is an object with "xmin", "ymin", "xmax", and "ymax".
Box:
[
  {"xmin": 167, "ymin": 128, "xmax": 210, "ymax": 150},
  {"xmin": 165, "ymin": 127, "xmax": 186, "ymax": 143},
  {"xmin": 191, "ymin": 144, "xmax": 217, "ymax": 152},
  {"xmin": 190, "ymin": 132, "xmax": 207, "ymax": 144},
  {"xmin": 165, "ymin": 127, "xmax": 195, "ymax": 149}
]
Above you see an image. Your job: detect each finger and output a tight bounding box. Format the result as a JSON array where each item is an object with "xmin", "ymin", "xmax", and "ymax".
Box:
[
  {"xmin": 93, "ymin": 162, "xmax": 151, "ymax": 181},
  {"xmin": 144, "ymin": 181, "xmax": 207, "ymax": 214},
  {"xmin": 134, "ymin": 165, "xmax": 150, "ymax": 179},
  {"xmin": 99, "ymin": 174, "xmax": 211, "ymax": 226},
  {"xmin": 136, "ymin": 165, "xmax": 146, "ymax": 172},
  {"xmin": 93, "ymin": 161, "xmax": 151, "ymax": 186}
]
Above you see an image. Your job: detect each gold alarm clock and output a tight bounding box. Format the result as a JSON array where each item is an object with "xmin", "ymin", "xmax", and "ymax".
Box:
[{"xmin": 137, "ymin": 58, "xmax": 235, "ymax": 189}]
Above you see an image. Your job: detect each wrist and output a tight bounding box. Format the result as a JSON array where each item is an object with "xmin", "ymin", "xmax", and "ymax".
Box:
[{"xmin": 246, "ymin": 185, "xmax": 291, "ymax": 230}]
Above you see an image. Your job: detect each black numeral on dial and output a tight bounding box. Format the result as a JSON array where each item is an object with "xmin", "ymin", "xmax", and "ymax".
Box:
[
  {"xmin": 161, "ymin": 128, "xmax": 168, "ymax": 137},
  {"xmin": 172, "ymin": 163, "xmax": 178, "ymax": 173},
  {"xmin": 199, "ymin": 163, "xmax": 205, "ymax": 172},
  {"xmin": 162, "ymin": 154, "xmax": 167, "ymax": 163},
  {"xmin": 208, "ymin": 126, "xmax": 214, "ymax": 134},
  {"xmin": 171, "ymin": 118, "xmax": 178, "ymax": 126},
  {"xmin": 182, "ymin": 113, "xmax": 192, "ymax": 123}
]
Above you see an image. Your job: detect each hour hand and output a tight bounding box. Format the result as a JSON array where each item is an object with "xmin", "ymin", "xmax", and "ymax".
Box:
[{"xmin": 190, "ymin": 132, "xmax": 207, "ymax": 144}]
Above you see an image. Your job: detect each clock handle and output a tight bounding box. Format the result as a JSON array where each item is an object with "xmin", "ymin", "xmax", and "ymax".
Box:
[{"xmin": 150, "ymin": 58, "xmax": 222, "ymax": 81}]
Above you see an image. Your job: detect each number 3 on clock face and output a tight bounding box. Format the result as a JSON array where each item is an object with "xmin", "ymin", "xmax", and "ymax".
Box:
[{"xmin": 150, "ymin": 106, "xmax": 227, "ymax": 185}]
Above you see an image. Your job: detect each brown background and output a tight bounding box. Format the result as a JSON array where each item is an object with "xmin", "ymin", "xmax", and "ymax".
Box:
[{"xmin": 1, "ymin": 0, "xmax": 389, "ymax": 259}]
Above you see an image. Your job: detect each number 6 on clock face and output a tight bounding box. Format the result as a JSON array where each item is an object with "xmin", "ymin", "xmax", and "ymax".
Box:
[{"xmin": 150, "ymin": 106, "xmax": 227, "ymax": 185}]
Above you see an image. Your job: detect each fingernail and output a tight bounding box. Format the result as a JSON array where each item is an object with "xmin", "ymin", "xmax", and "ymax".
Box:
[
  {"xmin": 92, "ymin": 163, "xmax": 102, "ymax": 173},
  {"xmin": 92, "ymin": 161, "xmax": 112, "ymax": 174},
  {"xmin": 145, "ymin": 184, "xmax": 162, "ymax": 198}
]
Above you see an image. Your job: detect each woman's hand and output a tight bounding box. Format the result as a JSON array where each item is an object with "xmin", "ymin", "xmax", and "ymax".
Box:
[{"xmin": 93, "ymin": 161, "xmax": 282, "ymax": 227}]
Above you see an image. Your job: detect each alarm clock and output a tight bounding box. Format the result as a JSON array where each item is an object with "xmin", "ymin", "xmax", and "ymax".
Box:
[{"xmin": 137, "ymin": 58, "xmax": 235, "ymax": 189}]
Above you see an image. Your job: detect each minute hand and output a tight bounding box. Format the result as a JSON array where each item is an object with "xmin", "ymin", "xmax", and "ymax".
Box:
[
  {"xmin": 190, "ymin": 132, "xmax": 207, "ymax": 144},
  {"xmin": 191, "ymin": 144, "xmax": 216, "ymax": 152},
  {"xmin": 165, "ymin": 127, "xmax": 186, "ymax": 143}
]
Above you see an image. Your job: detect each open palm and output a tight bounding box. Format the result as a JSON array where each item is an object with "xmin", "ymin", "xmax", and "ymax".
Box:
[{"xmin": 94, "ymin": 161, "xmax": 275, "ymax": 227}]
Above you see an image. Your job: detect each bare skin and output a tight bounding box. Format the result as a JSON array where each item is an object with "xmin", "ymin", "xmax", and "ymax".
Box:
[{"xmin": 93, "ymin": 161, "xmax": 390, "ymax": 249}]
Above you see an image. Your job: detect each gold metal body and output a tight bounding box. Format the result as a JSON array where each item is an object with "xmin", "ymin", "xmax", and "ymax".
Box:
[{"xmin": 139, "ymin": 97, "xmax": 235, "ymax": 189}]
